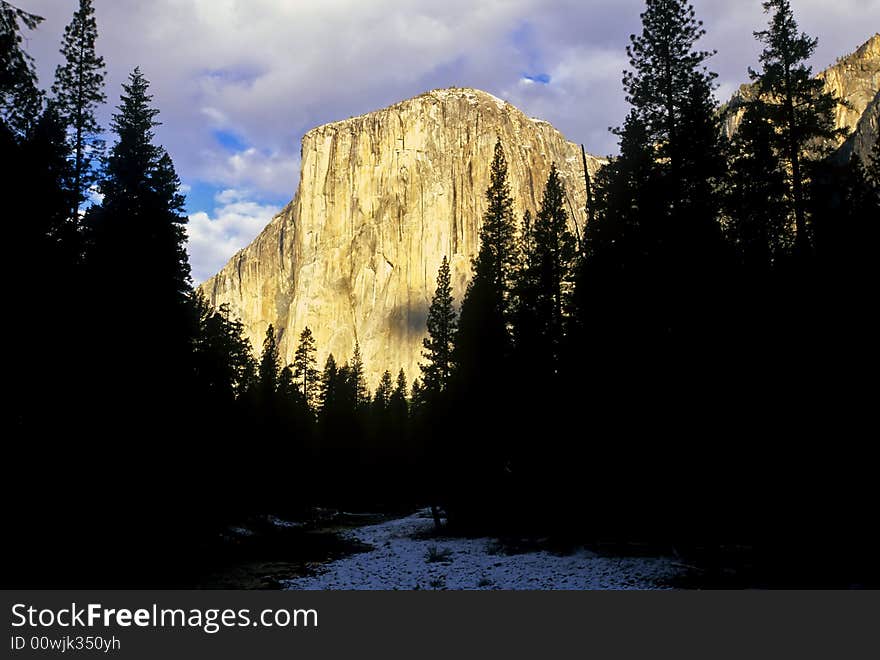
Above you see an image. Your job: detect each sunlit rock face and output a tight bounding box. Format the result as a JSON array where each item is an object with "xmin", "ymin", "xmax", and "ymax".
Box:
[
  {"xmin": 839, "ymin": 89, "xmax": 879, "ymax": 165},
  {"xmin": 200, "ymin": 88, "xmax": 605, "ymax": 389},
  {"xmin": 722, "ymin": 33, "xmax": 880, "ymax": 160}
]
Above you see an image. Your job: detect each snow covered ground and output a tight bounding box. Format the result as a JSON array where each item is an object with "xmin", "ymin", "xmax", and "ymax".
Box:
[{"xmin": 283, "ymin": 509, "xmax": 682, "ymax": 590}]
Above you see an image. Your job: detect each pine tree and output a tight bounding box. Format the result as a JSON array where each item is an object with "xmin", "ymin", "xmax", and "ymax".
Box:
[
  {"xmin": 150, "ymin": 150, "xmax": 192, "ymax": 305},
  {"xmin": 533, "ymin": 164, "xmax": 577, "ymax": 362},
  {"xmin": 410, "ymin": 378, "xmax": 425, "ymax": 414},
  {"xmin": 390, "ymin": 369, "xmax": 409, "ymax": 422},
  {"xmin": 585, "ymin": 111, "xmax": 658, "ymax": 261},
  {"xmin": 52, "ymin": 0, "xmax": 106, "ymax": 219},
  {"xmin": 276, "ymin": 361, "xmax": 313, "ymax": 431},
  {"xmin": 87, "ymin": 68, "xmax": 191, "ymax": 300},
  {"xmin": 725, "ymin": 99, "xmax": 791, "ymax": 269},
  {"xmin": 277, "ymin": 364, "xmax": 299, "ymax": 403},
  {"xmin": 387, "ymin": 368, "xmax": 410, "ymax": 448},
  {"xmin": 421, "ymin": 256, "xmax": 457, "ymax": 395},
  {"xmin": 474, "ymin": 138, "xmax": 518, "ymax": 313},
  {"xmin": 373, "ymin": 370, "xmax": 394, "ymax": 411},
  {"xmin": 455, "ymin": 139, "xmax": 517, "ymax": 382},
  {"xmin": 85, "ymin": 68, "xmax": 193, "ymax": 392},
  {"xmin": 99, "ymin": 68, "xmax": 158, "ymax": 205},
  {"xmin": 336, "ymin": 362, "xmax": 355, "ymax": 412},
  {"xmin": 512, "ymin": 209, "xmax": 542, "ymax": 369},
  {"xmin": 259, "ymin": 324, "xmax": 281, "ymax": 395},
  {"xmin": 318, "ymin": 353, "xmax": 339, "ymax": 417},
  {"xmin": 293, "ymin": 326, "xmax": 320, "ymax": 412},
  {"xmin": 0, "ymin": 2, "xmax": 43, "ymax": 135},
  {"xmin": 519, "ymin": 209, "xmax": 536, "ymax": 273},
  {"xmin": 349, "ymin": 342, "xmax": 369, "ymax": 408},
  {"xmin": 749, "ymin": 0, "xmax": 845, "ymax": 254},
  {"xmin": 21, "ymin": 104, "xmax": 75, "ymax": 255},
  {"xmin": 622, "ymin": 0, "xmax": 723, "ymax": 223},
  {"xmin": 570, "ymin": 6, "xmax": 732, "ymax": 527},
  {"xmin": 81, "ymin": 67, "xmax": 193, "ymax": 433},
  {"xmin": 513, "ymin": 210, "xmax": 538, "ymax": 330},
  {"xmin": 191, "ymin": 293, "xmax": 256, "ymax": 401}
]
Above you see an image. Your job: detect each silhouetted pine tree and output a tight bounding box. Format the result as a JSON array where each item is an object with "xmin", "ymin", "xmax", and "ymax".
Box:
[
  {"xmin": 369, "ymin": 369, "xmax": 394, "ymax": 450},
  {"xmin": 0, "ymin": 2, "xmax": 43, "ymax": 135},
  {"xmin": 749, "ymin": 0, "xmax": 845, "ymax": 255},
  {"xmin": 420, "ymin": 256, "xmax": 456, "ymax": 396},
  {"xmin": 8, "ymin": 104, "xmax": 75, "ymax": 438},
  {"xmin": 276, "ymin": 362, "xmax": 310, "ymax": 431},
  {"xmin": 479, "ymin": 138, "xmax": 518, "ymax": 307},
  {"xmin": 570, "ymin": 1, "xmax": 733, "ymax": 542},
  {"xmin": 318, "ymin": 353, "xmax": 338, "ymax": 413},
  {"xmin": 410, "ymin": 377, "xmax": 425, "ymax": 415},
  {"xmin": 512, "ymin": 210, "xmax": 541, "ymax": 368},
  {"xmin": 589, "ymin": 111, "xmax": 657, "ymax": 251},
  {"xmin": 618, "ymin": 0, "xmax": 729, "ymax": 348},
  {"xmin": 373, "ymin": 370, "xmax": 393, "ymax": 411},
  {"xmin": 390, "ymin": 369, "xmax": 409, "ymax": 427},
  {"xmin": 56, "ymin": 67, "xmax": 200, "ymax": 581},
  {"xmin": 317, "ymin": 351, "xmax": 358, "ymax": 478},
  {"xmin": 456, "ymin": 139, "xmax": 517, "ymax": 380},
  {"xmin": 192, "ymin": 292, "xmax": 256, "ymax": 402},
  {"xmin": 447, "ymin": 139, "xmax": 520, "ymax": 529},
  {"xmin": 623, "ymin": 0, "xmax": 724, "ymax": 223},
  {"xmin": 52, "ymin": 0, "xmax": 105, "ymax": 220},
  {"xmin": 575, "ymin": 110, "xmax": 659, "ymax": 370},
  {"xmin": 258, "ymin": 324, "xmax": 281, "ymax": 397},
  {"xmin": 86, "ymin": 68, "xmax": 192, "ymax": 329},
  {"xmin": 348, "ymin": 342, "xmax": 369, "ymax": 409},
  {"xmin": 532, "ymin": 164, "xmax": 576, "ymax": 367},
  {"xmin": 21, "ymin": 105, "xmax": 76, "ymax": 261},
  {"xmin": 293, "ymin": 326, "xmax": 320, "ymax": 413},
  {"xmin": 335, "ymin": 362, "xmax": 354, "ymax": 410},
  {"xmin": 725, "ymin": 99, "xmax": 791, "ymax": 270},
  {"xmin": 255, "ymin": 323, "xmax": 311, "ymax": 474},
  {"xmin": 82, "ymin": 67, "xmax": 193, "ymax": 431}
]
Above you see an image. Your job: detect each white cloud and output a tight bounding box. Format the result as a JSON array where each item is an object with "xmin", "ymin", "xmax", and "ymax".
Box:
[
  {"xmin": 186, "ymin": 191, "xmax": 283, "ymax": 283},
  {"xmin": 203, "ymin": 147, "xmax": 301, "ymax": 197}
]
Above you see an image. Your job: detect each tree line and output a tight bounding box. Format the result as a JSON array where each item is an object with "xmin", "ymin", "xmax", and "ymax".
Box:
[
  {"xmin": 3, "ymin": 0, "xmax": 878, "ymax": 587},
  {"xmin": 416, "ymin": 0, "xmax": 878, "ymax": 586}
]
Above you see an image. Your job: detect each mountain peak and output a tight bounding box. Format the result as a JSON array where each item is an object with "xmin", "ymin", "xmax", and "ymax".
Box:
[{"xmin": 305, "ymin": 87, "xmax": 534, "ymax": 142}]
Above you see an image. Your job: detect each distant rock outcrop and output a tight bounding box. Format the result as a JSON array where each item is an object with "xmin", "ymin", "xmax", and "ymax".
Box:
[{"xmin": 723, "ymin": 33, "xmax": 880, "ymax": 162}]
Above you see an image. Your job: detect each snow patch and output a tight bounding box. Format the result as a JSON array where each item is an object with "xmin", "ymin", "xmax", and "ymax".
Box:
[{"xmin": 284, "ymin": 509, "xmax": 681, "ymax": 590}]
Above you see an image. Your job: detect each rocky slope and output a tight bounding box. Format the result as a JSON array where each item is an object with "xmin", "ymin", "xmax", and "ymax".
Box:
[{"xmin": 201, "ymin": 88, "xmax": 604, "ymax": 387}]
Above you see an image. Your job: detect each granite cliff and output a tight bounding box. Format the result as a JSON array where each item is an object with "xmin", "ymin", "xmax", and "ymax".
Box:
[{"xmin": 200, "ymin": 88, "xmax": 604, "ymax": 387}]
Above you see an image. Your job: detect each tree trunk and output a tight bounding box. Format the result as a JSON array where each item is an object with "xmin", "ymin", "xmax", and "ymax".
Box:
[{"xmin": 783, "ymin": 65, "xmax": 809, "ymax": 256}]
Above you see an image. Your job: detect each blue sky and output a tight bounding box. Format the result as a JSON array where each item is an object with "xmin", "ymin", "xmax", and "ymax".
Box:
[{"xmin": 15, "ymin": 0, "xmax": 879, "ymax": 282}]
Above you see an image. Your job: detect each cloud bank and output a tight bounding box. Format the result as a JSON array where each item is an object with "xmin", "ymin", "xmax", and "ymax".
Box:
[{"xmin": 16, "ymin": 0, "xmax": 878, "ymax": 281}]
